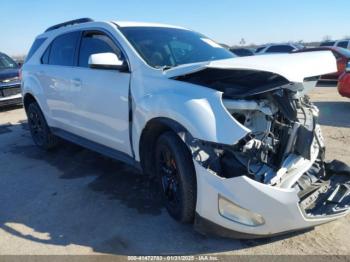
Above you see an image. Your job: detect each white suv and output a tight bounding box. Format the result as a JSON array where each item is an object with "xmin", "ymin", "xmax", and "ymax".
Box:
[{"xmin": 22, "ymin": 18, "xmax": 350, "ymax": 238}]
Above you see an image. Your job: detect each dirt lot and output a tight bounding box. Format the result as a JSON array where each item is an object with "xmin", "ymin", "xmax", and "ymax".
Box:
[{"xmin": 0, "ymin": 85, "xmax": 349, "ymax": 256}]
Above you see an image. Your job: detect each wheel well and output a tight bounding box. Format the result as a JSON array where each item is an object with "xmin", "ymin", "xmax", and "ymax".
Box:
[
  {"xmin": 139, "ymin": 118, "xmax": 189, "ymax": 176},
  {"xmin": 23, "ymin": 93, "xmax": 37, "ymax": 112}
]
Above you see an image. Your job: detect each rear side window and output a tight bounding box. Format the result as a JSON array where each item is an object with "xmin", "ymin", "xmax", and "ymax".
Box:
[
  {"xmin": 78, "ymin": 32, "xmax": 122, "ymax": 68},
  {"xmin": 49, "ymin": 31, "xmax": 80, "ymax": 66},
  {"xmin": 337, "ymin": 41, "xmax": 348, "ymax": 48},
  {"xmin": 26, "ymin": 38, "xmax": 47, "ymax": 62},
  {"xmin": 265, "ymin": 45, "xmax": 294, "ymax": 53}
]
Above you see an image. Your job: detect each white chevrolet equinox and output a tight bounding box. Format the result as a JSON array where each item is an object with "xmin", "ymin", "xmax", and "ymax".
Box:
[{"xmin": 22, "ymin": 18, "xmax": 350, "ymax": 238}]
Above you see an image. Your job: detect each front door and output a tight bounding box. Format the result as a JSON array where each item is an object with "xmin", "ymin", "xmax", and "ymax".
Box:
[{"xmin": 69, "ymin": 31, "xmax": 132, "ymax": 155}]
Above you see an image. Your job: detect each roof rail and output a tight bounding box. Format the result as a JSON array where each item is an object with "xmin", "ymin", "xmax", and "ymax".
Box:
[{"xmin": 45, "ymin": 18, "xmax": 94, "ymax": 32}]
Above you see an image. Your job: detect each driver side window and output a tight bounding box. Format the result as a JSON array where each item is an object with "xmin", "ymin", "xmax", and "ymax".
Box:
[{"xmin": 78, "ymin": 32, "xmax": 123, "ymax": 68}]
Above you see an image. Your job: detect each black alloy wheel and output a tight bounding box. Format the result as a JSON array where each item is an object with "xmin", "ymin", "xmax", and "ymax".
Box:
[{"xmin": 156, "ymin": 132, "xmax": 196, "ymax": 223}]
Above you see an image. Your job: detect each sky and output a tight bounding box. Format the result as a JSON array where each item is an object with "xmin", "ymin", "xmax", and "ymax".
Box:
[{"xmin": 1, "ymin": 0, "xmax": 350, "ymax": 55}]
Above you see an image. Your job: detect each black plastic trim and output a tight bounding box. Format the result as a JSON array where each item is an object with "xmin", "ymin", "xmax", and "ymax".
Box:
[
  {"xmin": 51, "ymin": 127, "xmax": 141, "ymax": 170},
  {"xmin": 128, "ymin": 81, "xmax": 135, "ymax": 158},
  {"xmin": 194, "ymin": 213, "xmax": 313, "ymax": 239}
]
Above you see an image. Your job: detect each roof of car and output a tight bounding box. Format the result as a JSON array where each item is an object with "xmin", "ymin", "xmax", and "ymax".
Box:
[
  {"xmin": 38, "ymin": 20, "xmax": 191, "ymax": 39},
  {"xmin": 113, "ymin": 21, "xmax": 188, "ymax": 30}
]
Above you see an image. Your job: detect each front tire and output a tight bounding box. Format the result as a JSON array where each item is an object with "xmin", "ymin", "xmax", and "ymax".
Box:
[
  {"xmin": 155, "ymin": 132, "xmax": 196, "ymax": 223},
  {"xmin": 27, "ymin": 102, "xmax": 58, "ymax": 150}
]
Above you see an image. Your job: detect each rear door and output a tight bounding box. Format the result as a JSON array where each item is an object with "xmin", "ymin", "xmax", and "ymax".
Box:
[
  {"xmin": 40, "ymin": 31, "xmax": 81, "ymax": 131},
  {"xmin": 68, "ymin": 30, "xmax": 132, "ymax": 155}
]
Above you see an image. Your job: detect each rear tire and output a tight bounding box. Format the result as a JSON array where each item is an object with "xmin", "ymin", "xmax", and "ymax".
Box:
[
  {"xmin": 27, "ymin": 101, "xmax": 58, "ymax": 150},
  {"xmin": 155, "ymin": 131, "xmax": 196, "ymax": 223}
]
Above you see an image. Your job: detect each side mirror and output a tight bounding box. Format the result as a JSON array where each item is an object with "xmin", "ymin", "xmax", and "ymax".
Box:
[
  {"xmin": 88, "ymin": 53, "xmax": 128, "ymax": 71},
  {"xmin": 346, "ymin": 62, "xmax": 350, "ymax": 73}
]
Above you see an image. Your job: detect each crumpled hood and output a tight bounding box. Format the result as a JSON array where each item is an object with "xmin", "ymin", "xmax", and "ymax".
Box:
[{"xmin": 164, "ymin": 51, "xmax": 337, "ymax": 83}]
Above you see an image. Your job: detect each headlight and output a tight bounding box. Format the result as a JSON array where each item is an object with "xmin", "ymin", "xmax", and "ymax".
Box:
[{"xmin": 218, "ymin": 195, "xmax": 265, "ymax": 226}]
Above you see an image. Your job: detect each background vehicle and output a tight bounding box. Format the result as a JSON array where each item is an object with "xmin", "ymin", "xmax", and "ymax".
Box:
[
  {"xmin": 338, "ymin": 64, "xmax": 350, "ymax": 98},
  {"xmin": 0, "ymin": 52, "xmax": 22, "ymax": 107},
  {"xmin": 295, "ymin": 47, "xmax": 350, "ymax": 81},
  {"xmin": 320, "ymin": 39, "xmax": 350, "ymax": 49},
  {"xmin": 229, "ymin": 47, "xmax": 254, "ymax": 56},
  {"xmin": 255, "ymin": 43, "xmax": 304, "ymax": 54},
  {"xmin": 22, "ymin": 18, "xmax": 350, "ymax": 239}
]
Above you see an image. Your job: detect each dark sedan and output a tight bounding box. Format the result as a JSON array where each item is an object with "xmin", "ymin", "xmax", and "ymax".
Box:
[{"xmin": 0, "ymin": 52, "xmax": 22, "ymax": 107}]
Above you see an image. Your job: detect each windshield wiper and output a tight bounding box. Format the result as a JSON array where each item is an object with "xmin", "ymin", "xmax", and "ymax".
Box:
[{"xmin": 158, "ymin": 65, "xmax": 176, "ymax": 71}]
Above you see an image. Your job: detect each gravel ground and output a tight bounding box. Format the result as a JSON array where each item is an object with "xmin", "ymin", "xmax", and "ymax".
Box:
[{"xmin": 0, "ymin": 85, "xmax": 349, "ymax": 256}]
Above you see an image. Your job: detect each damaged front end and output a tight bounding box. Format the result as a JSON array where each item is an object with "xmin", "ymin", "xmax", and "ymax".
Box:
[{"xmin": 174, "ymin": 67, "xmax": 350, "ymax": 235}]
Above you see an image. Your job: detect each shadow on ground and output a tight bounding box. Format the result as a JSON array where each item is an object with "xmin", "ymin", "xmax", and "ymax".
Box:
[
  {"xmin": 0, "ymin": 121, "xmax": 307, "ymax": 255},
  {"xmin": 314, "ymin": 101, "xmax": 350, "ymax": 128}
]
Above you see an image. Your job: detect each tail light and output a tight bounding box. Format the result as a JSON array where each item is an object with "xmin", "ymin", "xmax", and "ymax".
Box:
[{"xmin": 337, "ymin": 58, "xmax": 347, "ymax": 73}]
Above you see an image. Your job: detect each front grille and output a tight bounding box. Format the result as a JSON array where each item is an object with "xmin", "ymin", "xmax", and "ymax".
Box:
[{"xmin": 1, "ymin": 87, "xmax": 21, "ymax": 97}]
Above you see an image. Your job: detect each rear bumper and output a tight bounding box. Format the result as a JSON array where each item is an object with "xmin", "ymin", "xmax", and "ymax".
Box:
[
  {"xmin": 338, "ymin": 85, "xmax": 350, "ymax": 98},
  {"xmin": 194, "ymin": 160, "xmax": 350, "ymax": 238},
  {"xmin": 338, "ymin": 73, "xmax": 350, "ymax": 98}
]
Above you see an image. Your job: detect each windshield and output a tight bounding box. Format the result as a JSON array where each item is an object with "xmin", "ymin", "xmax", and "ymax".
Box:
[
  {"xmin": 119, "ymin": 27, "xmax": 235, "ymax": 68},
  {"xmin": 0, "ymin": 53, "xmax": 18, "ymax": 69}
]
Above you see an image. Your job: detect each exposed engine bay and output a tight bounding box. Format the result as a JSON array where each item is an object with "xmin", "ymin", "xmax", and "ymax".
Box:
[
  {"xmin": 175, "ymin": 69, "xmax": 350, "ymax": 218},
  {"xmin": 221, "ymin": 89, "xmax": 320, "ymax": 186}
]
